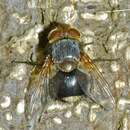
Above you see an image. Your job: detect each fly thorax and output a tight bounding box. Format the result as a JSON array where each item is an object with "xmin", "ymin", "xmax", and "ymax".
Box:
[{"xmin": 52, "ymin": 39, "xmax": 80, "ymax": 72}]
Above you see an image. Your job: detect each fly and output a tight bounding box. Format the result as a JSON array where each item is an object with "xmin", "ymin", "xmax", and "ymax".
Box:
[{"xmin": 13, "ymin": 22, "xmax": 115, "ymax": 129}]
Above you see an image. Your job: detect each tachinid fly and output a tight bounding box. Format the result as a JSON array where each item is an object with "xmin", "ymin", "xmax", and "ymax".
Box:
[{"xmin": 22, "ymin": 22, "xmax": 115, "ymax": 129}]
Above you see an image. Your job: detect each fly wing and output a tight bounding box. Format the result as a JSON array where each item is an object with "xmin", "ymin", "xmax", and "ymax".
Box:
[
  {"xmin": 25, "ymin": 56, "xmax": 52, "ymax": 129},
  {"xmin": 80, "ymin": 52, "xmax": 115, "ymax": 109}
]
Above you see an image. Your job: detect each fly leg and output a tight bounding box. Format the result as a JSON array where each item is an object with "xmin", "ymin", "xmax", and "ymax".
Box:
[
  {"xmin": 11, "ymin": 53, "xmax": 42, "ymax": 66},
  {"xmin": 11, "ymin": 60, "xmax": 40, "ymax": 66},
  {"xmin": 93, "ymin": 58, "xmax": 120, "ymax": 62}
]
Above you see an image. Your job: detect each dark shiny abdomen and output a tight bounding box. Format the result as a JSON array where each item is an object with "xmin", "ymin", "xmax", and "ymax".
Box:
[{"xmin": 50, "ymin": 69, "xmax": 85, "ymax": 99}]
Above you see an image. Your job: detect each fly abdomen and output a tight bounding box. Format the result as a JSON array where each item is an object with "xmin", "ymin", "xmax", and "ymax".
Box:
[
  {"xmin": 52, "ymin": 39, "xmax": 80, "ymax": 72},
  {"xmin": 50, "ymin": 69, "xmax": 84, "ymax": 99},
  {"xmin": 49, "ymin": 69, "xmax": 92, "ymax": 99}
]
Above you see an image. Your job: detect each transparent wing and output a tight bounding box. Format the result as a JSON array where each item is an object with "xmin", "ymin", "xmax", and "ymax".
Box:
[
  {"xmin": 80, "ymin": 52, "xmax": 115, "ymax": 108},
  {"xmin": 25, "ymin": 56, "xmax": 52, "ymax": 130}
]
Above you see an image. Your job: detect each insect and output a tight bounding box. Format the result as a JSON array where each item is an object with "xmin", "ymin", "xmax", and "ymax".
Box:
[{"xmin": 21, "ymin": 22, "xmax": 115, "ymax": 129}]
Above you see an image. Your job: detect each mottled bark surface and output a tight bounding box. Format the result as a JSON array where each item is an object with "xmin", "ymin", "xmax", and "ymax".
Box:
[{"xmin": 0, "ymin": 0, "xmax": 130, "ymax": 130}]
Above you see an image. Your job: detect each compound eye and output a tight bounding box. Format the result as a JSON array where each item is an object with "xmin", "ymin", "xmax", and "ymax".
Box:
[
  {"xmin": 48, "ymin": 25, "xmax": 80, "ymax": 43},
  {"xmin": 67, "ymin": 28, "xmax": 80, "ymax": 40},
  {"xmin": 48, "ymin": 28, "xmax": 62, "ymax": 43}
]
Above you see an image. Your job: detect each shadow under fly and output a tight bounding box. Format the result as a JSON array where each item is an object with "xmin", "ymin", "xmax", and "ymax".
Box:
[{"xmin": 13, "ymin": 22, "xmax": 115, "ymax": 130}]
